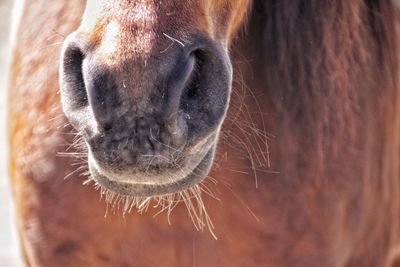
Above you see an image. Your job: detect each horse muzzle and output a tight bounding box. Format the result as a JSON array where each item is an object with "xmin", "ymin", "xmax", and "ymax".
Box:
[{"xmin": 59, "ymin": 32, "xmax": 232, "ymax": 196}]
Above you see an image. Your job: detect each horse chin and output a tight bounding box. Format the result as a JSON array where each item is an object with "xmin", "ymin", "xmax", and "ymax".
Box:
[{"xmin": 87, "ymin": 145, "xmax": 216, "ymax": 197}]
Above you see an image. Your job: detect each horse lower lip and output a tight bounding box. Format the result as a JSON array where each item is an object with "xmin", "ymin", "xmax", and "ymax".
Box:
[{"xmin": 88, "ymin": 147, "xmax": 215, "ymax": 197}]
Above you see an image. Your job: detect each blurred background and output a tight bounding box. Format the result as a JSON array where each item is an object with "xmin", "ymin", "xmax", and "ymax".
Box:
[{"xmin": 0, "ymin": 0, "xmax": 24, "ymax": 266}]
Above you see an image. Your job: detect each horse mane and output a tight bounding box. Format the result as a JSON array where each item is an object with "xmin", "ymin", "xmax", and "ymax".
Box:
[
  {"xmin": 231, "ymin": 0, "xmax": 400, "ymax": 265},
  {"xmin": 244, "ymin": 0, "xmax": 398, "ymax": 136}
]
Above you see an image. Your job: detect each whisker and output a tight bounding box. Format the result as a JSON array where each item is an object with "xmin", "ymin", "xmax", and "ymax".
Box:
[
  {"xmin": 220, "ymin": 179, "xmax": 260, "ymax": 222},
  {"xmin": 91, "ymin": 176, "xmax": 217, "ymax": 239},
  {"xmin": 162, "ymin": 33, "xmax": 185, "ymax": 47}
]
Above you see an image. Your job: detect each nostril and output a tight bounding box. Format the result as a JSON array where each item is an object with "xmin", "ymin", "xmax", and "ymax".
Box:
[
  {"xmin": 176, "ymin": 39, "xmax": 233, "ymax": 139},
  {"xmin": 184, "ymin": 50, "xmax": 206, "ymax": 100},
  {"xmin": 178, "ymin": 49, "xmax": 207, "ymax": 118},
  {"xmin": 162, "ymin": 50, "xmax": 205, "ymax": 119},
  {"xmin": 162, "ymin": 52, "xmax": 196, "ymax": 120},
  {"xmin": 60, "ymin": 43, "xmax": 88, "ymax": 109},
  {"xmin": 60, "ymin": 38, "xmax": 118, "ymax": 132}
]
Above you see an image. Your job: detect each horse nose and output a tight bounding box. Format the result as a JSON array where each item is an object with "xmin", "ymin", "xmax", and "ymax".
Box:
[
  {"xmin": 60, "ymin": 34, "xmax": 227, "ymax": 138},
  {"xmin": 83, "ymin": 52, "xmax": 197, "ymax": 134},
  {"xmin": 61, "ymin": 37, "xmax": 195, "ymax": 128}
]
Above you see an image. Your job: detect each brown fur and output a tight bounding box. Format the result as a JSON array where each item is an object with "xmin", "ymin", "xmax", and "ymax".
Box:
[{"xmin": 8, "ymin": 0, "xmax": 400, "ymax": 266}]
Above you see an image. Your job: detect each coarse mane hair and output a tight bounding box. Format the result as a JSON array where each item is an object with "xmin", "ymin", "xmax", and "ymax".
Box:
[{"xmin": 233, "ymin": 0, "xmax": 400, "ymax": 265}]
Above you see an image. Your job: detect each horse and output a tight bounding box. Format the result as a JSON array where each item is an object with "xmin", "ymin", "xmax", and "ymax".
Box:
[{"xmin": 8, "ymin": 0, "xmax": 400, "ymax": 266}]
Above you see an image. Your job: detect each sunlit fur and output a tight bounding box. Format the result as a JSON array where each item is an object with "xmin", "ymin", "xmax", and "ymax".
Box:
[{"xmin": 8, "ymin": 0, "xmax": 400, "ymax": 266}]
